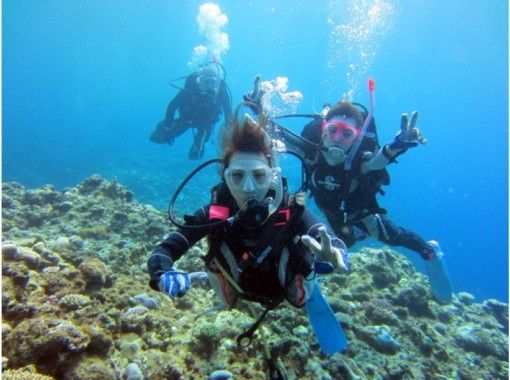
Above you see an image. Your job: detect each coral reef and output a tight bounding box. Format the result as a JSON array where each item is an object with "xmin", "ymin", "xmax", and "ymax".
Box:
[{"xmin": 2, "ymin": 176, "xmax": 508, "ymax": 379}]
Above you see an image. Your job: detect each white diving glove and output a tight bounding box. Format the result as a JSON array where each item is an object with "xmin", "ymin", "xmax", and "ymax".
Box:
[
  {"xmin": 158, "ymin": 271, "xmax": 208, "ymax": 298},
  {"xmin": 302, "ymin": 226, "xmax": 348, "ymax": 272}
]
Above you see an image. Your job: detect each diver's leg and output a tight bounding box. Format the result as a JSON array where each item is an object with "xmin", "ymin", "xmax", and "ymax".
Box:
[
  {"xmin": 150, "ymin": 120, "xmax": 171, "ymax": 144},
  {"xmin": 188, "ymin": 126, "xmax": 209, "ymax": 160},
  {"xmin": 359, "ymin": 213, "xmax": 434, "ymax": 258},
  {"xmin": 166, "ymin": 120, "xmax": 189, "ymax": 141},
  {"xmin": 359, "ymin": 214, "xmax": 452, "ymax": 303},
  {"xmin": 203, "ymin": 124, "xmax": 214, "ymax": 143}
]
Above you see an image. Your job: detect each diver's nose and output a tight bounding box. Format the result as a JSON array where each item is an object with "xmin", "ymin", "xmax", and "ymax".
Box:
[{"xmin": 242, "ymin": 176, "xmax": 256, "ymax": 192}]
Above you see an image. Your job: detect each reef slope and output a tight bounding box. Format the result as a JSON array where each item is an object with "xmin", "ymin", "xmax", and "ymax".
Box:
[{"xmin": 2, "ymin": 176, "xmax": 508, "ymax": 379}]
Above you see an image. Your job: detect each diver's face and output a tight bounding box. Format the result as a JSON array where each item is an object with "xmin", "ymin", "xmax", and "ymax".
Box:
[
  {"xmin": 199, "ymin": 74, "xmax": 220, "ymax": 96},
  {"xmin": 321, "ymin": 116, "xmax": 359, "ymax": 166},
  {"xmin": 321, "ymin": 116, "xmax": 359, "ymax": 151},
  {"xmin": 224, "ymin": 152, "xmax": 272, "ymax": 208}
]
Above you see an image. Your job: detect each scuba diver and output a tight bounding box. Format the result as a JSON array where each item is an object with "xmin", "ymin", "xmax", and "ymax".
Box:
[
  {"xmin": 244, "ymin": 77, "xmax": 453, "ymax": 304},
  {"xmin": 150, "ymin": 62, "xmax": 232, "ymax": 160},
  {"xmin": 147, "ymin": 105, "xmax": 350, "ymax": 375}
]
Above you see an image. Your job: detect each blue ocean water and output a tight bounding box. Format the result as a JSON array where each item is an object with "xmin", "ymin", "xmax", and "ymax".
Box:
[{"xmin": 3, "ymin": 1, "xmax": 508, "ymax": 303}]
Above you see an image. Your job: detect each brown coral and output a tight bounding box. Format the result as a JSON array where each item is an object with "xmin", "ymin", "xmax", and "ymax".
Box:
[
  {"xmin": 3, "ymin": 318, "xmax": 90, "ymax": 374},
  {"xmin": 78, "ymin": 257, "xmax": 109, "ymax": 290}
]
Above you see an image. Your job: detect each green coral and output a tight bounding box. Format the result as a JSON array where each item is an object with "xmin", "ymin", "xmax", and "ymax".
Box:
[
  {"xmin": 78, "ymin": 225, "xmax": 108, "ymax": 239},
  {"xmin": 2, "ymin": 367, "xmax": 56, "ymax": 380},
  {"xmin": 190, "ymin": 322, "xmax": 222, "ymax": 358}
]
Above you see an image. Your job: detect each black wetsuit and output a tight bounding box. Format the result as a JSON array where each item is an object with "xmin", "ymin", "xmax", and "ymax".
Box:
[
  {"xmin": 148, "ymin": 183, "xmax": 346, "ymax": 307},
  {"xmin": 151, "ymin": 73, "xmax": 232, "ymax": 159},
  {"xmin": 296, "ymin": 118, "xmax": 435, "ymax": 260}
]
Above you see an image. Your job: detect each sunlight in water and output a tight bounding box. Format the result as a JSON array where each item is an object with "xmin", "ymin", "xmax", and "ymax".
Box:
[{"xmin": 325, "ymin": 0, "xmax": 396, "ymax": 100}]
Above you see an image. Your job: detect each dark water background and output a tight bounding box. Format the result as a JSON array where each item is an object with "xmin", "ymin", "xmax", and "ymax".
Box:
[{"xmin": 3, "ymin": 1, "xmax": 508, "ymax": 302}]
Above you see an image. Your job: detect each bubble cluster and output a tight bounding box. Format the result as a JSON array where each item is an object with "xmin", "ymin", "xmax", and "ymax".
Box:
[
  {"xmin": 188, "ymin": 3, "xmax": 229, "ymax": 69},
  {"xmin": 325, "ymin": 0, "xmax": 396, "ymax": 99},
  {"xmin": 259, "ymin": 77, "xmax": 303, "ymax": 118}
]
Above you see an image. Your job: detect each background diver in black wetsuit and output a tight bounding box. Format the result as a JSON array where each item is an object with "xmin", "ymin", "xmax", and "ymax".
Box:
[
  {"xmin": 150, "ymin": 62, "xmax": 232, "ymax": 160},
  {"xmin": 244, "ymin": 79, "xmax": 452, "ymax": 303}
]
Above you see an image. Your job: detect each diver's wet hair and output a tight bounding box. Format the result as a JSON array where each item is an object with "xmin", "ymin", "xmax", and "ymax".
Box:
[
  {"xmin": 326, "ymin": 100, "xmax": 364, "ymax": 127},
  {"xmin": 221, "ymin": 104, "xmax": 273, "ymax": 167}
]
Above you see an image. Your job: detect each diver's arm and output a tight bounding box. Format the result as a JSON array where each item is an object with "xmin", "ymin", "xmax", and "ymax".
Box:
[
  {"xmin": 360, "ymin": 143, "xmax": 413, "ymax": 173},
  {"xmin": 164, "ymin": 91, "xmax": 185, "ymax": 126},
  {"xmin": 361, "ymin": 111, "xmax": 426, "ymax": 173},
  {"xmin": 147, "ymin": 206, "xmax": 209, "ymax": 290},
  {"xmin": 360, "ymin": 148, "xmax": 392, "ymax": 173}
]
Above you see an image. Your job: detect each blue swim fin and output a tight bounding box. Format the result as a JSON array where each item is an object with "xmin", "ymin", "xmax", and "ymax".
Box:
[
  {"xmin": 425, "ymin": 240, "xmax": 453, "ymax": 304},
  {"xmin": 305, "ymin": 285, "xmax": 348, "ymax": 354}
]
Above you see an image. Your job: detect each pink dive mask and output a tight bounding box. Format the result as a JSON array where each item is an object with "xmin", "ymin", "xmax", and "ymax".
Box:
[{"xmin": 321, "ymin": 120, "xmax": 360, "ymax": 144}]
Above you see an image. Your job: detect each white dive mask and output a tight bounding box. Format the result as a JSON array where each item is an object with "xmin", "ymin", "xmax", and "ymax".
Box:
[{"xmin": 224, "ymin": 152, "xmax": 282, "ymax": 214}]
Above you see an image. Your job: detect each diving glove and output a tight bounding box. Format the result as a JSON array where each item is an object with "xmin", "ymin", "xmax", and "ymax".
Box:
[
  {"xmin": 242, "ymin": 75, "xmax": 264, "ymax": 114},
  {"xmin": 158, "ymin": 271, "xmax": 209, "ymax": 298},
  {"xmin": 389, "ymin": 111, "xmax": 427, "ymax": 150},
  {"xmin": 302, "ymin": 226, "xmax": 348, "ymax": 271}
]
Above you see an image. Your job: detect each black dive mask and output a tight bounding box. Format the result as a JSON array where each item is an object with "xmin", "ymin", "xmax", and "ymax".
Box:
[{"xmin": 238, "ymin": 197, "xmax": 273, "ymax": 229}]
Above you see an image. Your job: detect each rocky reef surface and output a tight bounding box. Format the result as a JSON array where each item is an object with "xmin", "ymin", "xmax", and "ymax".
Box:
[{"xmin": 2, "ymin": 176, "xmax": 508, "ymax": 379}]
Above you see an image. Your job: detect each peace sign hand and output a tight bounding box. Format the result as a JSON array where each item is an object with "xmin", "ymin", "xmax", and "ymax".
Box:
[
  {"xmin": 302, "ymin": 226, "xmax": 348, "ymax": 272},
  {"xmin": 242, "ymin": 75, "xmax": 265, "ymax": 114},
  {"xmin": 389, "ymin": 111, "xmax": 427, "ymax": 151},
  {"xmin": 399, "ymin": 111, "xmax": 427, "ymax": 146}
]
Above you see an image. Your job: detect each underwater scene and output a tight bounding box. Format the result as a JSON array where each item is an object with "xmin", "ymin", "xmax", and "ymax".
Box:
[{"xmin": 2, "ymin": 1, "xmax": 508, "ymax": 379}]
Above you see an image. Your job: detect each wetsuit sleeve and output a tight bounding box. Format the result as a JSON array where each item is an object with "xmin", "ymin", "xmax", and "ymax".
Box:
[
  {"xmin": 164, "ymin": 91, "xmax": 185, "ymax": 126},
  {"xmin": 360, "ymin": 148, "xmax": 393, "ymax": 173},
  {"xmin": 147, "ymin": 206, "xmax": 210, "ymax": 290},
  {"xmin": 361, "ymin": 139, "xmax": 414, "ymax": 173}
]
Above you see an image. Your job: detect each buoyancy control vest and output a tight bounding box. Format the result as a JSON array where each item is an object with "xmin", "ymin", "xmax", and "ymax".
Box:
[
  {"xmin": 301, "ymin": 106, "xmax": 390, "ymax": 214},
  {"xmin": 204, "ymin": 181, "xmax": 309, "ymax": 308},
  {"xmin": 178, "ymin": 73, "xmax": 225, "ymax": 125}
]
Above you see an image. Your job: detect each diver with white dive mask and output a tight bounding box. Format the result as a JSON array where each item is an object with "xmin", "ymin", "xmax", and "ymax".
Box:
[{"xmin": 147, "ymin": 106, "xmax": 350, "ymax": 365}]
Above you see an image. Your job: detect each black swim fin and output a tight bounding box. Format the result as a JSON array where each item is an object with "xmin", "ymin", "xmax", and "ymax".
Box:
[{"xmin": 150, "ymin": 120, "xmax": 173, "ymax": 144}]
